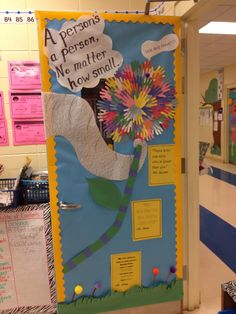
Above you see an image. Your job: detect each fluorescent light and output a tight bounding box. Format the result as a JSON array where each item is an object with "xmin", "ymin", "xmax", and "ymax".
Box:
[{"xmin": 199, "ymin": 22, "xmax": 236, "ymax": 35}]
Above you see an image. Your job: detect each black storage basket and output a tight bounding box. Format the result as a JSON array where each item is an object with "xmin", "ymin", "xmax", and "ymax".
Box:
[
  {"xmin": 0, "ymin": 178, "xmax": 20, "ymax": 209},
  {"xmin": 21, "ymin": 180, "xmax": 49, "ymax": 204}
]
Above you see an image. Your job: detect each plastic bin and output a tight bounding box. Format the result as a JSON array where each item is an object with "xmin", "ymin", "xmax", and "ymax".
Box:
[
  {"xmin": 0, "ymin": 178, "xmax": 20, "ymax": 208},
  {"xmin": 21, "ymin": 180, "xmax": 49, "ymax": 204}
]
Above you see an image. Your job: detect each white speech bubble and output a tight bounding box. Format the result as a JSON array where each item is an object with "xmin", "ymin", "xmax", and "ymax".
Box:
[
  {"xmin": 141, "ymin": 34, "xmax": 179, "ymax": 60},
  {"xmin": 44, "ymin": 14, "xmax": 123, "ymax": 92}
]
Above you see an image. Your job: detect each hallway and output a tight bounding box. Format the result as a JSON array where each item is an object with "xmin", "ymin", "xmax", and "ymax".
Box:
[{"xmin": 188, "ymin": 160, "xmax": 236, "ymax": 313}]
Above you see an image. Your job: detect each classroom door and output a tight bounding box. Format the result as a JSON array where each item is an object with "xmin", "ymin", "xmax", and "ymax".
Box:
[
  {"xmin": 37, "ymin": 11, "xmax": 183, "ymax": 314},
  {"xmin": 229, "ymin": 89, "xmax": 236, "ymax": 164}
]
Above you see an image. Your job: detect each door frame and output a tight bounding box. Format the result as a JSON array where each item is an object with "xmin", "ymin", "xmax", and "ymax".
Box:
[
  {"xmin": 143, "ymin": 0, "xmax": 230, "ymax": 311},
  {"xmin": 181, "ymin": 18, "xmax": 200, "ymax": 311},
  {"xmin": 179, "ymin": 0, "xmax": 228, "ymax": 310}
]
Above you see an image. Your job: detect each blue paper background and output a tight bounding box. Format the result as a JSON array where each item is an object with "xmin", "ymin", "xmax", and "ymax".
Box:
[{"xmin": 47, "ymin": 18, "xmax": 177, "ymax": 300}]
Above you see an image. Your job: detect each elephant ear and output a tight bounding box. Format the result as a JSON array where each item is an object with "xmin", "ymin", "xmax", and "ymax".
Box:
[{"xmin": 87, "ymin": 178, "xmax": 122, "ymax": 211}]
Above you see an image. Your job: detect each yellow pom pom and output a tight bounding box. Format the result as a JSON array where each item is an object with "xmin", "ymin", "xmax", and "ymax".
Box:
[{"xmin": 74, "ymin": 285, "xmax": 83, "ymax": 295}]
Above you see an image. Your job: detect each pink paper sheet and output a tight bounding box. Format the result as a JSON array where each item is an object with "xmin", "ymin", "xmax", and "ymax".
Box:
[
  {"xmin": 0, "ymin": 120, "xmax": 9, "ymax": 146},
  {"xmin": 12, "ymin": 120, "xmax": 45, "ymax": 145},
  {"xmin": 0, "ymin": 92, "xmax": 5, "ymax": 119},
  {"xmin": 9, "ymin": 91, "xmax": 43, "ymax": 118},
  {"xmin": 8, "ymin": 62, "xmax": 41, "ymax": 90}
]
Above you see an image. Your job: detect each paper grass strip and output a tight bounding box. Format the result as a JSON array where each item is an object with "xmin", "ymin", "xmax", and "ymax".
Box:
[{"xmin": 98, "ymin": 61, "xmax": 176, "ymax": 142}]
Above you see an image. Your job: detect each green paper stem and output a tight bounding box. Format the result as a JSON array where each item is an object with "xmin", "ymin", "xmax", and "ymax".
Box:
[{"xmin": 63, "ymin": 144, "xmax": 142, "ymax": 273}]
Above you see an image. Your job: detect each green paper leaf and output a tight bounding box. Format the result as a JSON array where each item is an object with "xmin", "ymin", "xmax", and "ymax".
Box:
[{"xmin": 87, "ymin": 177, "xmax": 122, "ymax": 211}]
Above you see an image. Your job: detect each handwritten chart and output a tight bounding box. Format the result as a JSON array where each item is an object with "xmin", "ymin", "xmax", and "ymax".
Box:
[{"xmin": 0, "ymin": 210, "xmax": 51, "ymax": 311}]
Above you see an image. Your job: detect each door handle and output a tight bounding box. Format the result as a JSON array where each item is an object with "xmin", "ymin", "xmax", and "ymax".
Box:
[{"xmin": 59, "ymin": 201, "xmax": 81, "ymax": 210}]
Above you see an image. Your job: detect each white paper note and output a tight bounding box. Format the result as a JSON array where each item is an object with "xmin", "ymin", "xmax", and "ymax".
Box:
[
  {"xmin": 218, "ymin": 113, "xmax": 223, "ymax": 121},
  {"xmin": 213, "ymin": 121, "xmax": 218, "ymax": 132},
  {"xmin": 214, "ymin": 111, "xmax": 218, "ymax": 121}
]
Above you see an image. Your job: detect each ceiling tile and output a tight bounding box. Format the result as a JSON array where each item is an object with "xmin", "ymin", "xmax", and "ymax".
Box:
[
  {"xmin": 214, "ymin": 6, "xmax": 236, "ymax": 22},
  {"xmin": 199, "ymin": 5, "xmax": 233, "ymax": 25},
  {"xmin": 195, "ymin": 1, "xmax": 236, "ymax": 72},
  {"xmin": 218, "ymin": 1, "xmax": 236, "ymax": 5},
  {"xmin": 200, "ymin": 34, "xmax": 225, "ymax": 45}
]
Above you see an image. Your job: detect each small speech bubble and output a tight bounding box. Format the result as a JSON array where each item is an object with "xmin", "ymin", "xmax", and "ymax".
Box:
[{"xmin": 141, "ymin": 34, "xmax": 179, "ymax": 60}]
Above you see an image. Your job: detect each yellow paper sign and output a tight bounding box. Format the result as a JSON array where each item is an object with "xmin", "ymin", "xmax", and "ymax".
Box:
[
  {"xmin": 148, "ymin": 144, "xmax": 176, "ymax": 186},
  {"xmin": 132, "ymin": 199, "xmax": 162, "ymax": 241},
  {"xmin": 111, "ymin": 251, "xmax": 141, "ymax": 292}
]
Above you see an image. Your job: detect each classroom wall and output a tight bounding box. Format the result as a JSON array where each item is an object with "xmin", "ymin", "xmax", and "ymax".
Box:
[
  {"xmin": 162, "ymin": 0, "xmax": 197, "ymax": 16},
  {"xmin": 224, "ymin": 63, "xmax": 236, "ymax": 86},
  {"xmin": 0, "ymin": 0, "xmax": 151, "ymax": 178},
  {"xmin": 200, "ymin": 64, "xmax": 236, "ymax": 161}
]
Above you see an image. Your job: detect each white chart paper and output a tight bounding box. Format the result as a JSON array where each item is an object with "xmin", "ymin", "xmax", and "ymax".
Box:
[{"xmin": 0, "ymin": 210, "xmax": 51, "ymax": 311}]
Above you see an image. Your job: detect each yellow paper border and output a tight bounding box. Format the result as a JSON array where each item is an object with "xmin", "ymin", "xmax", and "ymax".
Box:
[
  {"xmin": 36, "ymin": 12, "xmax": 183, "ymax": 302},
  {"xmin": 132, "ymin": 199, "xmax": 162, "ymax": 241},
  {"xmin": 173, "ymin": 18, "xmax": 183, "ymax": 281}
]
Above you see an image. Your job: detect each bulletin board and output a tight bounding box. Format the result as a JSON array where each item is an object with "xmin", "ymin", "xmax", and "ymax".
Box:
[
  {"xmin": 36, "ymin": 11, "xmax": 183, "ymax": 314},
  {"xmin": 229, "ymin": 90, "xmax": 236, "ymax": 164}
]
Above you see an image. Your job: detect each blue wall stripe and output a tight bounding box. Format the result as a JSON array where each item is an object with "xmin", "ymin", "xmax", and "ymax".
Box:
[
  {"xmin": 200, "ymin": 205, "xmax": 236, "ymax": 273},
  {"xmin": 218, "ymin": 310, "xmax": 236, "ymax": 313},
  {"xmin": 209, "ymin": 166, "xmax": 236, "ymax": 187}
]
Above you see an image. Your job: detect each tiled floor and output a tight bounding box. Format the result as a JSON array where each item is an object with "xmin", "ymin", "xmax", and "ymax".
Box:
[
  {"xmin": 186, "ymin": 159, "xmax": 236, "ymax": 314},
  {"xmin": 184, "ymin": 243, "xmax": 234, "ymax": 314},
  {"xmin": 200, "ymin": 174, "xmax": 236, "ymax": 226}
]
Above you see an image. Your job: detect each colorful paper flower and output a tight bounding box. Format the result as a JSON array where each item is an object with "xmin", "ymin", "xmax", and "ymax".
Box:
[
  {"xmin": 64, "ymin": 62, "xmax": 177, "ymax": 273},
  {"xmin": 98, "ymin": 61, "xmax": 176, "ymax": 142}
]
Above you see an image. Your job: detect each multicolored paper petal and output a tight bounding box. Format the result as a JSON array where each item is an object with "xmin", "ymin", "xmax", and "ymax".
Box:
[{"xmin": 98, "ymin": 61, "xmax": 176, "ymax": 142}]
